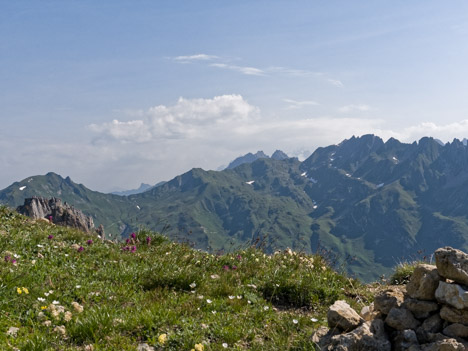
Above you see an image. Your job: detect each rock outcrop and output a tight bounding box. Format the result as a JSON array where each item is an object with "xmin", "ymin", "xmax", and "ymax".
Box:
[
  {"xmin": 17, "ymin": 197, "xmax": 95, "ymax": 233},
  {"xmin": 313, "ymin": 246, "xmax": 468, "ymax": 350}
]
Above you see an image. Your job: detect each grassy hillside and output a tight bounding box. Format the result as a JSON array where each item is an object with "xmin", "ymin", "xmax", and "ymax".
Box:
[{"xmin": 0, "ymin": 206, "xmax": 371, "ymax": 350}]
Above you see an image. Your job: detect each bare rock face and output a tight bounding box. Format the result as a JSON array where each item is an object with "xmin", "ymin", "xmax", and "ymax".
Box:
[
  {"xmin": 385, "ymin": 307, "xmax": 420, "ymax": 331},
  {"xmin": 327, "ymin": 300, "xmax": 363, "ymax": 332},
  {"xmin": 435, "ymin": 281, "xmax": 468, "ymax": 310},
  {"xmin": 374, "ymin": 288, "xmax": 405, "ymax": 315},
  {"xmin": 406, "ymin": 264, "xmax": 442, "ymax": 301},
  {"xmin": 17, "ymin": 197, "xmax": 95, "ymax": 233},
  {"xmin": 327, "ymin": 319, "xmax": 391, "ymax": 351},
  {"xmin": 439, "ymin": 305, "xmax": 468, "ymax": 325},
  {"xmin": 435, "ymin": 247, "xmax": 468, "ymax": 286}
]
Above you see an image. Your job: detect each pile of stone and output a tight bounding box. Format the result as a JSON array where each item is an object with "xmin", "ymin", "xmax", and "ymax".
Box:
[{"xmin": 313, "ymin": 246, "xmax": 468, "ymax": 350}]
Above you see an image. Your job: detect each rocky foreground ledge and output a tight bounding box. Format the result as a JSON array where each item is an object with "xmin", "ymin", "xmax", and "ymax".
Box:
[{"xmin": 314, "ymin": 247, "xmax": 468, "ymax": 350}]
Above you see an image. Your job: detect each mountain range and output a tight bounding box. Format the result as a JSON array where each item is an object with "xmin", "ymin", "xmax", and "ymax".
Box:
[{"xmin": 3, "ymin": 135, "xmax": 468, "ymax": 281}]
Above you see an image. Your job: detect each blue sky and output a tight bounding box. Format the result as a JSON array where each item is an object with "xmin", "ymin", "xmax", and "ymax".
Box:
[{"xmin": 2, "ymin": 1, "xmax": 468, "ymax": 191}]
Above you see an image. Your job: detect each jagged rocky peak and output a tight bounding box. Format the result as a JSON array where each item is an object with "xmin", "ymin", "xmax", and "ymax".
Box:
[
  {"xmin": 271, "ymin": 150, "xmax": 289, "ymax": 160},
  {"xmin": 17, "ymin": 197, "xmax": 96, "ymax": 233},
  {"xmin": 226, "ymin": 150, "xmax": 269, "ymax": 169}
]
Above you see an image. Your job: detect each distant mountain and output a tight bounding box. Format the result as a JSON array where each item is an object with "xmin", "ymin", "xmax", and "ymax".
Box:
[
  {"xmin": 4, "ymin": 136, "xmax": 468, "ymax": 281},
  {"xmin": 111, "ymin": 183, "xmax": 152, "ymax": 196},
  {"xmin": 271, "ymin": 150, "xmax": 289, "ymax": 160},
  {"xmin": 226, "ymin": 151, "xmax": 269, "ymax": 169}
]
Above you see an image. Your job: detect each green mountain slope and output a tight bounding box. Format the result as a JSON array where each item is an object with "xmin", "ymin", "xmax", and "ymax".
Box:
[{"xmin": 4, "ymin": 135, "xmax": 468, "ymax": 281}]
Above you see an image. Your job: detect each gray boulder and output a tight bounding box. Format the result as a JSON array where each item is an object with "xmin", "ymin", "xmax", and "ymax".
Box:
[{"xmin": 435, "ymin": 247, "xmax": 468, "ymax": 286}]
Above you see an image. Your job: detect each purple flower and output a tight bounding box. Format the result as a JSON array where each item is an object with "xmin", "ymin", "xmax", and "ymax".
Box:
[
  {"xmin": 126, "ymin": 238, "xmax": 130, "ymax": 244},
  {"xmin": 48, "ymin": 216, "xmax": 53, "ymax": 222},
  {"xmin": 232, "ymin": 265, "xmax": 237, "ymax": 270},
  {"xmin": 146, "ymin": 236, "xmax": 151, "ymax": 245},
  {"xmin": 48, "ymin": 235, "xmax": 54, "ymax": 240},
  {"xmin": 11, "ymin": 259, "xmax": 17, "ymax": 265},
  {"xmin": 131, "ymin": 246, "xmax": 137, "ymax": 253},
  {"xmin": 131, "ymin": 232, "xmax": 136, "ymax": 239},
  {"xmin": 236, "ymin": 255, "xmax": 242, "ymax": 261},
  {"xmin": 4, "ymin": 255, "xmax": 10, "ymax": 262},
  {"xmin": 77, "ymin": 246, "xmax": 84, "ymax": 252},
  {"xmin": 86, "ymin": 239, "xmax": 93, "ymax": 245},
  {"xmin": 223, "ymin": 265, "xmax": 230, "ymax": 271}
]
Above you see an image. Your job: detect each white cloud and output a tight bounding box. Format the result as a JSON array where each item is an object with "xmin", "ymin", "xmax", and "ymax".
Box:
[
  {"xmin": 283, "ymin": 99, "xmax": 320, "ymax": 109},
  {"xmin": 327, "ymin": 79, "xmax": 344, "ymax": 88},
  {"xmin": 338, "ymin": 104, "xmax": 372, "ymax": 113},
  {"xmin": 173, "ymin": 54, "xmax": 219, "ymax": 62},
  {"xmin": 210, "ymin": 63, "xmax": 265, "ymax": 76}
]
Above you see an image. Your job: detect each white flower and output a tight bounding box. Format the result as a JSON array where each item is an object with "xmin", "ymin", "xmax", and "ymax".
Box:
[
  {"xmin": 197, "ymin": 295, "xmax": 204, "ymax": 299},
  {"xmin": 228, "ymin": 296, "xmax": 235, "ymax": 300},
  {"xmin": 37, "ymin": 244, "xmax": 44, "ymax": 248},
  {"xmin": 211, "ymin": 310, "xmax": 216, "ymax": 314},
  {"xmin": 52, "ymin": 300, "xmax": 60, "ymax": 305},
  {"xmin": 206, "ymin": 299, "xmax": 212, "ymax": 304},
  {"xmin": 31, "ymin": 260, "xmax": 36, "ymax": 265},
  {"xmin": 263, "ymin": 306, "xmax": 269, "ymax": 311},
  {"xmin": 189, "ymin": 282, "xmax": 197, "ymax": 289},
  {"xmin": 236, "ymin": 295, "xmax": 242, "ymax": 299},
  {"xmin": 13, "ymin": 254, "xmax": 20, "ymax": 258},
  {"xmin": 64, "ymin": 254, "xmax": 69, "ymax": 257},
  {"xmin": 210, "ymin": 274, "xmax": 220, "ymax": 279},
  {"xmin": 76, "ymin": 285, "xmax": 81, "ymax": 289},
  {"xmin": 222, "ymin": 343, "xmax": 228, "ymax": 348},
  {"xmin": 310, "ymin": 318, "xmax": 318, "ymax": 322},
  {"xmin": 293, "ymin": 319, "xmax": 298, "ymax": 324},
  {"xmin": 37, "ymin": 297, "xmax": 46, "ymax": 302},
  {"xmin": 247, "ymin": 300, "xmax": 252, "ymax": 304}
]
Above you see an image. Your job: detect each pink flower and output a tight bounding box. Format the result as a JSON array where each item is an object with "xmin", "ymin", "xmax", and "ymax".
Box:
[
  {"xmin": 77, "ymin": 246, "xmax": 84, "ymax": 252},
  {"xmin": 48, "ymin": 235, "xmax": 54, "ymax": 240},
  {"xmin": 131, "ymin": 233, "xmax": 136, "ymax": 239},
  {"xmin": 48, "ymin": 216, "xmax": 53, "ymax": 223},
  {"xmin": 236, "ymin": 255, "xmax": 242, "ymax": 261},
  {"xmin": 223, "ymin": 265, "xmax": 230, "ymax": 271},
  {"xmin": 146, "ymin": 236, "xmax": 151, "ymax": 245},
  {"xmin": 131, "ymin": 246, "xmax": 137, "ymax": 253},
  {"xmin": 232, "ymin": 265, "xmax": 237, "ymax": 270},
  {"xmin": 86, "ymin": 240, "xmax": 93, "ymax": 245}
]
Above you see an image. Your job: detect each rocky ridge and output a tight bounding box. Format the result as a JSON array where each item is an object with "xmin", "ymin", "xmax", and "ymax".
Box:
[
  {"xmin": 314, "ymin": 246, "xmax": 468, "ymax": 350},
  {"xmin": 17, "ymin": 197, "xmax": 99, "ymax": 234}
]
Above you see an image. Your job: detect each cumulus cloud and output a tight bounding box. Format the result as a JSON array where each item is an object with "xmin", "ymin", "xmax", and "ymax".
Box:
[{"xmin": 338, "ymin": 104, "xmax": 372, "ymax": 113}]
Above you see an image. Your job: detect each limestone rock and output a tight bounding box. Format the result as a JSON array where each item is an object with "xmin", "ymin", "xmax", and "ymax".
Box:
[
  {"xmin": 439, "ymin": 305, "xmax": 468, "ymax": 325},
  {"xmin": 327, "ymin": 300, "xmax": 363, "ymax": 332},
  {"xmin": 407, "ymin": 264, "xmax": 442, "ymax": 301},
  {"xmin": 385, "ymin": 307, "xmax": 420, "ymax": 330},
  {"xmin": 360, "ymin": 302, "xmax": 381, "ymax": 322},
  {"xmin": 443, "ymin": 323, "xmax": 468, "ymax": 339},
  {"xmin": 435, "ymin": 247, "xmax": 468, "ymax": 286},
  {"xmin": 327, "ymin": 319, "xmax": 391, "ymax": 351},
  {"xmin": 421, "ymin": 338, "xmax": 465, "ymax": 351},
  {"xmin": 374, "ymin": 288, "xmax": 405, "ymax": 315},
  {"xmin": 416, "ymin": 314, "xmax": 444, "ymax": 343},
  {"xmin": 403, "ymin": 298, "xmax": 440, "ymax": 319},
  {"xmin": 17, "ymin": 197, "xmax": 95, "ymax": 233},
  {"xmin": 311, "ymin": 326, "xmax": 339, "ymax": 349},
  {"xmin": 435, "ymin": 281, "xmax": 468, "ymax": 310}
]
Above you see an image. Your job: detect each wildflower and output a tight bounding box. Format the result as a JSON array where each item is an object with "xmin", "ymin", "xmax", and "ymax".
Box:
[
  {"xmin": 236, "ymin": 254, "xmax": 242, "ymax": 261},
  {"xmin": 53, "ymin": 325, "xmax": 66, "ymax": 336},
  {"xmin": 263, "ymin": 306, "xmax": 269, "ymax": 311},
  {"xmin": 131, "ymin": 232, "xmax": 136, "ymax": 239},
  {"xmin": 37, "ymin": 297, "xmax": 46, "ymax": 302},
  {"xmin": 228, "ymin": 296, "xmax": 235, "ymax": 300},
  {"xmin": 52, "ymin": 300, "xmax": 60, "ymax": 305},
  {"xmin": 4, "ymin": 255, "xmax": 10, "ymax": 262},
  {"xmin": 206, "ymin": 299, "xmax": 212, "ymax": 304},
  {"xmin": 37, "ymin": 244, "xmax": 44, "ymax": 248},
  {"xmin": 194, "ymin": 343, "xmax": 204, "ymax": 351},
  {"xmin": 71, "ymin": 301, "xmax": 84, "ymax": 313},
  {"xmin": 43, "ymin": 320, "xmax": 52, "ymax": 327},
  {"xmin": 223, "ymin": 265, "xmax": 230, "ymax": 271},
  {"xmin": 48, "ymin": 216, "xmax": 53, "ymax": 223},
  {"xmin": 212, "ymin": 310, "xmax": 216, "ymax": 314},
  {"xmin": 6, "ymin": 326, "xmax": 19, "ymax": 337},
  {"xmin": 86, "ymin": 239, "xmax": 93, "ymax": 245},
  {"xmin": 48, "ymin": 235, "xmax": 54, "ymax": 240},
  {"xmin": 41, "ymin": 306, "xmax": 47, "ymax": 310},
  {"xmin": 125, "ymin": 238, "xmax": 130, "ymax": 244},
  {"xmin": 293, "ymin": 319, "xmax": 298, "ymax": 324},
  {"xmin": 146, "ymin": 236, "xmax": 151, "ymax": 245},
  {"xmin": 310, "ymin": 318, "xmax": 318, "ymax": 322},
  {"xmin": 31, "ymin": 259, "xmax": 36, "ymax": 265},
  {"xmin": 77, "ymin": 246, "xmax": 84, "ymax": 252},
  {"xmin": 76, "ymin": 285, "xmax": 81, "ymax": 288},
  {"xmin": 158, "ymin": 333, "xmax": 167, "ymax": 345},
  {"xmin": 131, "ymin": 246, "xmax": 137, "ymax": 253},
  {"xmin": 11, "ymin": 259, "xmax": 17, "ymax": 265},
  {"xmin": 232, "ymin": 265, "xmax": 237, "ymax": 270},
  {"xmin": 64, "ymin": 311, "xmax": 73, "ymax": 322},
  {"xmin": 197, "ymin": 295, "xmax": 204, "ymax": 299},
  {"xmin": 16, "ymin": 287, "xmax": 22, "ymax": 294},
  {"xmin": 189, "ymin": 282, "xmax": 197, "ymax": 289},
  {"xmin": 22, "ymin": 287, "xmax": 29, "ymax": 294},
  {"xmin": 222, "ymin": 343, "xmax": 228, "ymax": 348},
  {"xmin": 210, "ymin": 274, "xmax": 220, "ymax": 279}
]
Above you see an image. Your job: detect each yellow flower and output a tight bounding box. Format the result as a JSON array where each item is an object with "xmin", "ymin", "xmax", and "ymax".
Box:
[
  {"xmin": 194, "ymin": 343, "xmax": 204, "ymax": 351},
  {"xmin": 158, "ymin": 333, "xmax": 168, "ymax": 345},
  {"xmin": 17, "ymin": 287, "xmax": 22, "ymax": 294},
  {"xmin": 22, "ymin": 287, "xmax": 29, "ymax": 294},
  {"xmin": 41, "ymin": 306, "xmax": 48, "ymax": 310}
]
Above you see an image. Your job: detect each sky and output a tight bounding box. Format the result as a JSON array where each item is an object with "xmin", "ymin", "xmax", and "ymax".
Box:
[{"xmin": 2, "ymin": 1, "xmax": 468, "ymax": 192}]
